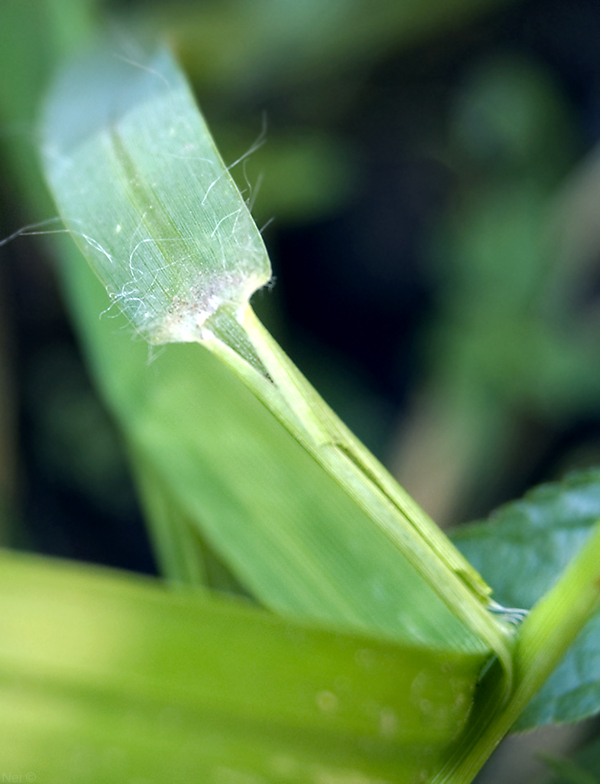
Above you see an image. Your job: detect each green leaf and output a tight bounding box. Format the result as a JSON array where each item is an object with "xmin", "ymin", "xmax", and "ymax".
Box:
[
  {"xmin": 64, "ymin": 252, "xmax": 493, "ymax": 657},
  {"xmin": 42, "ymin": 43, "xmax": 271, "ymax": 346},
  {"xmin": 452, "ymin": 470, "xmax": 600, "ymax": 730},
  {"xmin": 0, "ymin": 549, "xmax": 481, "ymax": 783},
  {"xmin": 41, "ymin": 41, "xmax": 510, "ymax": 670},
  {"xmin": 429, "ymin": 516, "xmax": 600, "ymax": 784}
]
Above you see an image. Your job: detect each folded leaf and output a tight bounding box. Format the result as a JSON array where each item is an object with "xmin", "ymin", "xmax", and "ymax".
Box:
[
  {"xmin": 41, "ymin": 42, "xmax": 511, "ymax": 672},
  {"xmin": 64, "ymin": 254, "xmax": 494, "ymax": 658}
]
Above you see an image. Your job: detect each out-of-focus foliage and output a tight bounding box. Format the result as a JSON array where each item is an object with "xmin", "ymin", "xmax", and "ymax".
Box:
[
  {"xmin": 393, "ymin": 53, "xmax": 600, "ymax": 525},
  {"xmin": 543, "ymin": 738, "xmax": 600, "ymax": 784}
]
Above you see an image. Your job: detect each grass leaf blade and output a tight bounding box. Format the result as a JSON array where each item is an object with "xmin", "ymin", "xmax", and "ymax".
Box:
[
  {"xmin": 41, "ymin": 41, "xmax": 509, "ymax": 669},
  {"xmin": 0, "ymin": 549, "xmax": 482, "ymax": 783}
]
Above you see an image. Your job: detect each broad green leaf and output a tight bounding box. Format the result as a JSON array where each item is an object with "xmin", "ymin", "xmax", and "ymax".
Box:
[
  {"xmin": 453, "ymin": 470, "xmax": 600, "ymax": 730},
  {"xmin": 0, "ymin": 549, "xmax": 482, "ymax": 783},
  {"xmin": 40, "ymin": 42, "xmax": 513, "ymax": 673}
]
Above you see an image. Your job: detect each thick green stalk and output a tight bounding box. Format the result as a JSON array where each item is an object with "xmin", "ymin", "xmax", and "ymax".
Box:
[{"xmin": 430, "ymin": 518, "xmax": 600, "ymax": 784}]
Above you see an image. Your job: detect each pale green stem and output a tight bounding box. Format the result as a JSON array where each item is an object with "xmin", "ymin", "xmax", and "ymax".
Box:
[{"xmin": 430, "ymin": 518, "xmax": 600, "ymax": 784}]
